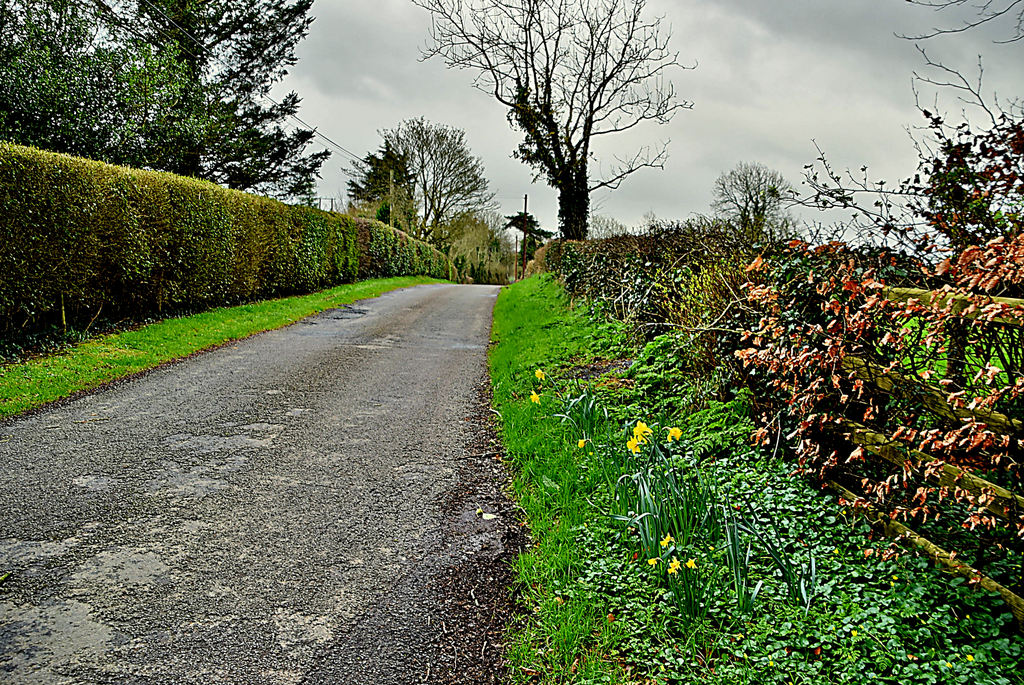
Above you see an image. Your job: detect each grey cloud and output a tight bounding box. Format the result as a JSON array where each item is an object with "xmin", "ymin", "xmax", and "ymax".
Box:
[{"xmin": 283, "ymin": 0, "xmax": 1023, "ymax": 231}]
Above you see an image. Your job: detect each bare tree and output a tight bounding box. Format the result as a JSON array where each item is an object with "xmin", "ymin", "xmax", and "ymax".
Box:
[
  {"xmin": 712, "ymin": 162, "xmax": 797, "ymax": 244},
  {"xmin": 588, "ymin": 213, "xmax": 631, "ymax": 238},
  {"xmin": 384, "ymin": 117, "xmax": 495, "ymax": 246},
  {"xmin": 413, "ymin": 0, "xmax": 691, "ymax": 240},
  {"xmin": 903, "ymin": 0, "xmax": 1024, "ymax": 42}
]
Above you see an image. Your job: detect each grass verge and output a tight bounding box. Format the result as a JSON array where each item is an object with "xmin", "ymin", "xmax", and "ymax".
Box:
[
  {"xmin": 0, "ymin": 276, "xmax": 443, "ymax": 420},
  {"xmin": 491, "ymin": 276, "xmax": 1023, "ymax": 685},
  {"xmin": 490, "ymin": 275, "xmax": 631, "ymax": 682}
]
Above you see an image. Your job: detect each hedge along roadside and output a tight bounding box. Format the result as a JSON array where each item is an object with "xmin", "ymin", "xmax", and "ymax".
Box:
[
  {"xmin": 0, "ymin": 143, "xmax": 454, "ymax": 340},
  {"xmin": 354, "ymin": 218, "xmax": 455, "ymax": 282}
]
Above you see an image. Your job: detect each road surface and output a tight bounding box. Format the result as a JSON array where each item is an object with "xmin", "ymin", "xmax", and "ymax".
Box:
[{"xmin": 0, "ymin": 283, "xmax": 517, "ymax": 684}]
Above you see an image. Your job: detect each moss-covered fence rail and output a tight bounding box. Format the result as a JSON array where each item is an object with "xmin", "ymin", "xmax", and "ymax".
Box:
[{"xmin": 834, "ymin": 294, "xmax": 1024, "ymax": 629}]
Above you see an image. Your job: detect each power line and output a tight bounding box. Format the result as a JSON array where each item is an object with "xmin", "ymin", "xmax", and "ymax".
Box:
[{"xmin": 128, "ymin": 0, "xmax": 364, "ymax": 167}]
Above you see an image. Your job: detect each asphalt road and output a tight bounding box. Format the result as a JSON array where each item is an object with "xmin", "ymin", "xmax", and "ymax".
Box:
[{"xmin": 0, "ymin": 283, "xmax": 514, "ymax": 684}]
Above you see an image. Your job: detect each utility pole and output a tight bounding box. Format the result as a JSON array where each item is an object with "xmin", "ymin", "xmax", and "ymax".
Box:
[{"xmin": 521, "ymin": 194, "xmax": 529, "ymax": 277}]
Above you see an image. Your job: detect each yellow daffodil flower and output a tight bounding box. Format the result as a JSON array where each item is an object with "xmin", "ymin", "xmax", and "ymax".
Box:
[
  {"xmin": 660, "ymin": 533, "xmax": 674, "ymax": 548},
  {"xmin": 667, "ymin": 426, "xmax": 683, "ymax": 441},
  {"xmin": 667, "ymin": 558, "xmax": 681, "ymax": 575},
  {"xmin": 851, "ymin": 630, "xmax": 858, "ymax": 637},
  {"xmin": 627, "ymin": 437, "xmax": 640, "ymax": 454},
  {"xmin": 633, "ymin": 421, "xmax": 653, "ymax": 443},
  {"xmin": 966, "ymin": 655, "xmax": 974, "ymax": 662},
  {"xmin": 578, "ymin": 438, "xmax": 587, "ymax": 449},
  {"xmin": 647, "ymin": 557, "xmax": 659, "ymax": 566},
  {"xmin": 946, "ymin": 662, "xmax": 953, "ymax": 668},
  {"xmin": 530, "ymin": 391, "xmax": 540, "ymax": 404},
  {"xmin": 535, "ymin": 369, "xmax": 545, "ymax": 381},
  {"xmin": 685, "ymin": 558, "xmax": 697, "ymax": 569}
]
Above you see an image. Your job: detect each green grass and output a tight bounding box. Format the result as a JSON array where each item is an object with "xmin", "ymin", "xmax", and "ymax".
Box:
[
  {"xmin": 0, "ymin": 276, "xmax": 443, "ymax": 420},
  {"xmin": 490, "ymin": 275, "xmax": 631, "ymax": 683}
]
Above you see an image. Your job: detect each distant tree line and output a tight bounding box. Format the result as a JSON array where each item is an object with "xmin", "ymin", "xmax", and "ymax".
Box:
[
  {"xmin": 346, "ymin": 117, "xmax": 524, "ymax": 283},
  {"xmin": 0, "ymin": 0, "xmax": 326, "ymax": 200}
]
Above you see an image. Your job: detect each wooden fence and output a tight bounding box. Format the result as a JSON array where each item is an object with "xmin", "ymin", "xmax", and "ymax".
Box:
[{"xmin": 832, "ymin": 287, "xmax": 1024, "ymax": 627}]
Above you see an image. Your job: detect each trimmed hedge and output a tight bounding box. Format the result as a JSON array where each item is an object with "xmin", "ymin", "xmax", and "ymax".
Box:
[
  {"xmin": 0, "ymin": 143, "xmax": 452, "ymax": 338},
  {"xmin": 354, "ymin": 218, "xmax": 453, "ymax": 282}
]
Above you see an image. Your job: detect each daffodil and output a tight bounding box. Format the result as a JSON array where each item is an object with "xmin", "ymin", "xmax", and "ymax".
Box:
[
  {"xmin": 578, "ymin": 438, "xmax": 587, "ymax": 449},
  {"xmin": 666, "ymin": 426, "xmax": 683, "ymax": 441},
  {"xmin": 966, "ymin": 655, "xmax": 975, "ymax": 662},
  {"xmin": 647, "ymin": 557, "xmax": 659, "ymax": 566},
  {"xmin": 660, "ymin": 533, "xmax": 674, "ymax": 547},
  {"xmin": 633, "ymin": 421, "xmax": 653, "ymax": 443},
  {"xmin": 535, "ymin": 369, "xmax": 545, "ymax": 381},
  {"xmin": 530, "ymin": 391, "xmax": 541, "ymax": 404},
  {"xmin": 851, "ymin": 630, "xmax": 858, "ymax": 638},
  {"xmin": 627, "ymin": 437, "xmax": 640, "ymax": 454},
  {"xmin": 685, "ymin": 558, "xmax": 697, "ymax": 570},
  {"xmin": 946, "ymin": 662, "xmax": 953, "ymax": 668},
  {"xmin": 667, "ymin": 557, "xmax": 681, "ymax": 575}
]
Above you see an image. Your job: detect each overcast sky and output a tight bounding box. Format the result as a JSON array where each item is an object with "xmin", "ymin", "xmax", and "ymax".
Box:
[{"xmin": 275, "ymin": 0, "xmax": 1023, "ymax": 232}]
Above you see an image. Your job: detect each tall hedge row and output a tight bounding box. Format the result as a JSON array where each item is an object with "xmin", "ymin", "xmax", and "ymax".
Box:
[
  {"xmin": 0, "ymin": 143, "xmax": 452, "ymax": 337},
  {"xmin": 354, "ymin": 218, "xmax": 453, "ymax": 281}
]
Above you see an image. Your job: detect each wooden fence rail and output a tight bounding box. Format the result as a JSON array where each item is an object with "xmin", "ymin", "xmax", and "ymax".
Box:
[
  {"xmin": 883, "ymin": 287, "xmax": 1024, "ymax": 326},
  {"xmin": 841, "ymin": 355, "xmax": 1023, "ymax": 435},
  {"xmin": 840, "ymin": 420, "xmax": 1024, "ymax": 521},
  {"xmin": 829, "ymin": 286, "xmax": 1024, "ymax": 627},
  {"xmin": 828, "ymin": 481, "xmax": 1024, "ymax": 628}
]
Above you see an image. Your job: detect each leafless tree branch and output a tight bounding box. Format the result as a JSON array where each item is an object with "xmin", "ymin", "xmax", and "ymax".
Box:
[
  {"xmin": 901, "ymin": 0, "xmax": 1024, "ymax": 43},
  {"xmin": 412, "ymin": 0, "xmax": 692, "ymax": 238}
]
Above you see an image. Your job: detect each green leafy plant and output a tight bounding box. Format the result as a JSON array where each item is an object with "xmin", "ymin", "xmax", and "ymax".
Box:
[{"xmin": 723, "ymin": 507, "xmax": 764, "ymax": 614}]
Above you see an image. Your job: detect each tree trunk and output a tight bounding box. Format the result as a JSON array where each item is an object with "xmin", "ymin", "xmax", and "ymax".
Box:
[{"xmin": 557, "ymin": 163, "xmax": 589, "ymax": 240}]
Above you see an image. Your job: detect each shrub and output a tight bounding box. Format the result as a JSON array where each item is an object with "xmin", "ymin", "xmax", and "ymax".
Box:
[
  {"xmin": 0, "ymin": 143, "xmax": 453, "ymax": 342},
  {"xmin": 542, "ymin": 219, "xmax": 759, "ymax": 393},
  {"xmin": 734, "ymin": 108, "xmax": 1024, "ymax": 587},
  {"xmin": 545, "ymin": 218, "xmax": 754, "ymax": 329},
  {"xmin": 353, "ymin": 217, "xmax": 454, "ymax": 281},
  {"xmin": 736, "ymin": 239, "xmax": 1024, "ymax": 580}
]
